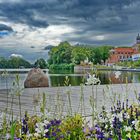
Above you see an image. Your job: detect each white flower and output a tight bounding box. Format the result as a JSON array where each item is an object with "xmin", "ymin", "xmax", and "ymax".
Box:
[
  {"xmin": 27, "ymin": 134, "xmax": 33, "ymax": 138},
  {"xmin": 35, "ymin": 128, "xmax": 42, "ymax": 134},
  {"xmin": 6, "ymin": 133, "xmax": 10, "ymax": 139},
  {"xmin": 85, "ymin": 74, "xmax": 101, "ymax": 85},
  {"xmin": 44, "ymin": 129, "xmax": 49, "ymax": 133},
  {"xmin": 44, "ymin": 120, "xmax": 49, "ymax": 124},
  {"xmin": 34, "ymin": 133, "xmax": 40, "ymax": 137},
  {"xmin": 104, "ymin": 132, "xmax": 109, "ymax": 138},
  {"xmin": 110, "ymin": 130, "xmax": 113, "ymax": 135},
  {"xmin": 132, "ymin": 120, "xmax": 140, "ymax": 130},
  {"xmin": 93, "ymin": 120, "xmax": 98, "ymax": 126},
  {"xmin": 35, "ymin": 122, "xmax": 45, "ymax": 134},
  {"xmin": 106, "ymin": 112, "xmax": 112, "ymax": 118},
  {"xmin": 124, "ymin": 112, "xmax": 130, "ymax": 119},
  {"xmin": 117, "ymin": 113, "xmax": 123, "ymax": 122},
  {"xmin": 109, "ymin": 114, "xmax": 116, "ymax": 123},
  {"xmin": 110, "ymin": 124, "xmax": 113, "ymax": 128},
  {"xmin": 114, "ymin": 71, "xmax": 121, "ymax": 79},
  {"xmin": 105, "ymin": 125, "xmax": 108, "ymax": 129},
  {"xmin": 124, "ymin": 126, "xmax": 132, "ymax": 132}
]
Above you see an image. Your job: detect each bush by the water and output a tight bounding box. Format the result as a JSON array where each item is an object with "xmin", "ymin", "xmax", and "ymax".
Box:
[{"xmin": 49, "ymin": 63, "xmax": 74, "ymax": 70}]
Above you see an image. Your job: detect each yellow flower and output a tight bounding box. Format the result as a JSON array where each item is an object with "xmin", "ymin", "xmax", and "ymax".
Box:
[{"xmin": 126, "ymin": 133, "xmax": 131, "ymax": 138}]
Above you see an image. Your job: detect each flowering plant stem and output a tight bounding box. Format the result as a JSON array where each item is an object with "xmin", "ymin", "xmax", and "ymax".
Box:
[{"xmin": 91, "ymin": 85, "xmax": 95, "ymax": 126}]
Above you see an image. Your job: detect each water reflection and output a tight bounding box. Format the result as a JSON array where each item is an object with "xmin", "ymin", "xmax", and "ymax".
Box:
[
  {"xmin": 49, "ymin": 70, "xmax": 140, "ymax": 86},
  {"xmin": 0, "ymin": 70, "xmax": 140, "ymax": 89}
]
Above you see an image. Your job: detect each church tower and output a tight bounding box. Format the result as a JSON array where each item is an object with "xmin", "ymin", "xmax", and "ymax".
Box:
[
  {"xmin": 136, "ymin": 33, "xmax": 140, "ymax": 44},
  {"xmin": 132, "ymin": 34, "xmax": 140, "ymax": 52}
]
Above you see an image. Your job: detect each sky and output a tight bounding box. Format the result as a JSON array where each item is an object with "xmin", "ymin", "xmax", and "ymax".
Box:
[{"xmin": 0, "ymin": 0, "xmax": 140, "ymax": 62}]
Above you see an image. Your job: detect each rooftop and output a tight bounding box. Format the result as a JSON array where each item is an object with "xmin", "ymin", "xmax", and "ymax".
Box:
[{"xmin": 114, "ymin": 47, "xmax": 134, "ymax": 52}]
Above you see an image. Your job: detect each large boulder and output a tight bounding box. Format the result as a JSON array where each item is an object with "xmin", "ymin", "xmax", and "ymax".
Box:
[{"xmin": 24, "ymin": 68, "xmax": 49, "ymax": 88}]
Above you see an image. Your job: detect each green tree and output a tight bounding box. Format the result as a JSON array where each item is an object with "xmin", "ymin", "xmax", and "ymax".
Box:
[
  {"xmin": 93, "ymin": 48, "xmax": 102, "ymax": 64},
  {"xmin": 71, "ymin": 47, "xmax": 87, "ymax": 64},
  {"xmin": 99, "ymin": 46, "xmax": 113, "ymax": 63},
  {"xmin": 8, "ymin": 57, "xmax": 31, "ymax": 68},
  {"xmin": 0, "ymin": 57, "xmax": 8, "ymax": 68},
  {"xmin": 48, "ymin": 41, "xmax": 72, "ymax": 65},
  {"xmin": 34, "ymin": 58, "xmax": 48, "ymax": 69},
  {"xmin": 0, "ymin": 56, "xmax": 31, "ymax": 68}
]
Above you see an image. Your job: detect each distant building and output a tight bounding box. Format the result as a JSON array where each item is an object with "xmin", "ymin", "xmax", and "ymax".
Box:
[
  {"xmin": 106, "ymin": 34, "xmax": 140, "ymax": 65},
  {"xmin": 132, "ymin": 53, "xmax": 140, "ymax": 61},
  {"xmin": 133, "ymin": 33, "xmax": 140, "ymax": 52},
  {"xmin": 106, "ymin": 48, "xmax": 136, "ymax": 65}
]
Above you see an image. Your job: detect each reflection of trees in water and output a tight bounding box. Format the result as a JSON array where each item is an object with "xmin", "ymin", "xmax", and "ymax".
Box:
[
  {"xmin": 97, "ymin": 71, "xmax": 136, "ymax": 84},
  {"xmin": 98, "ymin": 72, "xmax": 110, "ymax": 84},
  {"xmin": 50, "ymin": 76, "xmax": 84, "ymax": 87},
  {"xmin": 47, "ymin": 71, "xmax": 140, "ymax": 87},
  {"xmin": 1, "ymin": 71, "xmax": 140, "ymax": 88},
  {"xmin": 132, "ymin": 73, "xmax": 140, "ymax": 83}
]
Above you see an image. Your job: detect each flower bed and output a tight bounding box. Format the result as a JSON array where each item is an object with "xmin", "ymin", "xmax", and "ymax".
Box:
[{"xmin": 0, "ymin": 99, "xmax": 139, "ymax": 140}]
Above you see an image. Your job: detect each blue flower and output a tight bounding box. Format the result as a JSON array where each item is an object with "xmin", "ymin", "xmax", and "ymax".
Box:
[
  {"xmin": 52, "ymin": 132, "xmax": 56, "ymax": 137},
  {"xmin": 97, "ymin": 132, "xmax": 104, "ymax": 139}
]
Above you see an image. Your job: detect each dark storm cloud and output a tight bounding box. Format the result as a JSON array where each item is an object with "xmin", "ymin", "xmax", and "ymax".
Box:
[
  {"xmin": 0, "ymin": 0, "xmax": 138, "ymax": 29},
  {"xmin": 0, "ymin": 1, "xmax": 49, "ymax": 27},
  {"xmin": 0, "ymin": 0, "xmax": 140, "ymax": 45},
  {"xmin": 0, "ymin": 24, "xmax": 13, "ymax": 31}
]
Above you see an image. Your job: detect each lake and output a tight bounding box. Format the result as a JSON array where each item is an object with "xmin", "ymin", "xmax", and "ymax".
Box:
[{"xmin": 0, "ymin": 69, "xmax": 140, "ymax": 89}]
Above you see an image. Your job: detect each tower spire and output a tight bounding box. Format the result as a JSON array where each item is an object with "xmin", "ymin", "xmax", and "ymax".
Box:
[{"xmin": 136, "ymin": 33, "xmax": 140, "ymax": 44}]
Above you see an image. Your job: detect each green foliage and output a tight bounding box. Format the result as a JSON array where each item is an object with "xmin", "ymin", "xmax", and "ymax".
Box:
[
  {"xmin": 10, "ymin": 121, "xmax": 16, "ymax": 140},
  {"xmin": 71, "ymin": 47, "xmax": 90, "ymax": 64},
  {"xmin": 99, "ymin": 46, "xmax": 112, "ymax": 63},
  {"xmin": 93, "ymin": 48, "xmax": 102, "ymax": 64},
  {"xmin": 117, "ymin": 60, "xmax": 140, "ymax": 68},
  {"xmin": 1, "ymin": 112, "xmax": 8, "ymax": 136},
  {"xmin": 49, "ymin": 63, "xmax": 74, "ymax": 70},
  {"xmin": 48, "ymin": 41, "xmax": 112, "ymax": 67},
  {"xmin": 0, "ymin": 57, "xmax": 8, "ymax": 68},
  {"xmin": 34, "ymin": 58, "xmax": 48, "ymax": 69},
  {"xmin": 0, "ymin": 56, "xmax": 31, "ymax": 68},
  {"xmin": 61, "ymin": 114, "xmax": 85, "ymax": 140},
  {"xmin": 48, "ymin": 41, "xmax": 72, "ymax": 65}
]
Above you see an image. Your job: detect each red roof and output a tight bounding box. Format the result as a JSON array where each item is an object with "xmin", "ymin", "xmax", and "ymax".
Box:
[{"xmin": 114, "ymin": 48, "xmax": 134, "ymax": 53}]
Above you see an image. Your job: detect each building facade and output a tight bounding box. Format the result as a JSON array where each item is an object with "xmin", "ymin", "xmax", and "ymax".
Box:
[{"xmin": 106, "ymin": 34, "xmax": 140, "ymax": 65}]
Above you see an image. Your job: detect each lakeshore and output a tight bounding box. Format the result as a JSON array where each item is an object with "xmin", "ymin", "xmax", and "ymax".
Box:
[{"xmin": 0, "ymin": 68, "xmax": 49, "ymax": 73}]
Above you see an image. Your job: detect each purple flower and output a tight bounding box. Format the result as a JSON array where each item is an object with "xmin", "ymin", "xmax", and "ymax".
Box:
[
  {"xmin": 14, "ymin": 138, "xmax": 21, "ymax": 140},
  {"xmin": 97, "ymin": 132, "xmax": 104, "ymax": 139},
  {"xmin": 46, "ymin": 123, "xmax": 51, "ymax": 129},
  {"xmin": 52, "ymin": 132, "xmax": 56, "ymax": 137},
  {"xmin": 89, "ymin": 127, "xmax": 94, "ymax": 132},
  {"xmin": 56, "ymin": 120, "xmax": 61, "ymax": 125},
  {"xmin": 138, "ymin": 93, "xmax": 140, "ymax": 102},
  {"xmin": 95, "ymin": 125, "xmax": 100, "ymax": 130},
  {"xmin": 107, "ymin": 138, "xmax": 112, "ymax": 140}
]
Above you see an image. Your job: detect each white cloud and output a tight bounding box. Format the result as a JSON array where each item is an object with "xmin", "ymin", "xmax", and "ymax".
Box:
[
  {"xmin": 10, "ymin": 53, "xmax": 23, "ymax": 58},
  {"xmin": 90, "ymin": 35, "xmax": 107, "ymax": 41},
  {"xmin": 12, "ymin": 23, "xmax": 76, "ymax": 47},
  {"xmin": 95, "ymin": 35, "xmax": 106, "ymax": 40},
  {"xmin": 0, "ymin": 22, "xmax": 77, "ymax": 53}
]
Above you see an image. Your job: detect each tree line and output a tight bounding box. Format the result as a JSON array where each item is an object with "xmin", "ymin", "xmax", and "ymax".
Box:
[
  {"xmin": 0, "ymin": 57, "xmax": 48, "ymax": 69},
  {"xmin": 0, "ymin": 41, "xmax": 114, "ymax": 69},
  {"xmin": 48, "ymin": 41, "xmax": 113, "ymax": 67}
]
